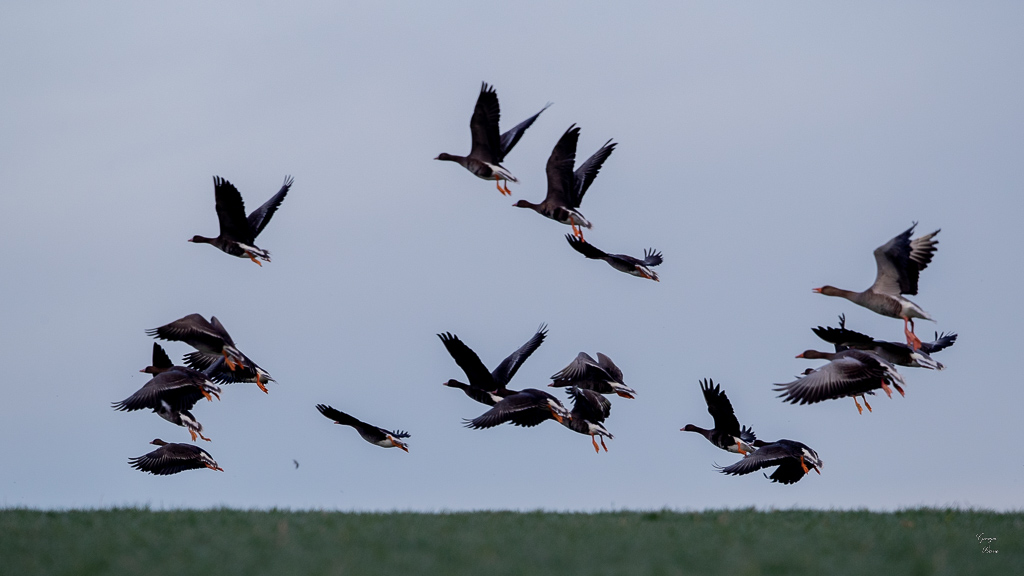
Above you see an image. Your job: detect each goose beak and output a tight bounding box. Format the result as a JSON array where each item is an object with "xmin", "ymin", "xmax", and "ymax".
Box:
[
  {"xmin": 795, "ymin": 353, "xmax": 805, "ymax": 358},
  {"xmin": 812, "ymin": 287, "xmax": 823, "ymax": 294}
]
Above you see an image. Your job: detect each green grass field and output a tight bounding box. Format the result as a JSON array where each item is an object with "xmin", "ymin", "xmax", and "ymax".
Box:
[{"xmin": 1, "ymin": 508, "xmax": 1019, "ymax": 575}]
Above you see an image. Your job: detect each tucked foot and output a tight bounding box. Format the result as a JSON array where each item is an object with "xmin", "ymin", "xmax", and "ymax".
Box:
[
  {"xmin": 246, "ymin": 251, "xmax": 264, "ymax": 267},
  {"xmin": 223, "ymin": 351, "xmax": 238, "ymax": 372},
  {"xmin": 256, "ymin": 374, "xmax": 269, "ymax": 394},
  {"xmin": 893, "ymin": 383, "xmax": 906, "ymax": 397}
]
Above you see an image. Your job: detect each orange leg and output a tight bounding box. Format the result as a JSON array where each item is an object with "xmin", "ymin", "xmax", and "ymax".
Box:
[
  {"xmin": 189, "ymin": 429, "xmax": 198, "ymax": 442},
  {"xmin": 854, "ymin": 396, "xmax": 863, "ymax": 415},
  {"xmin": 494, "ymin": 176, "xmax": 511, "ymax": 196},
  {"xmin": 800, "ymin": 455, "xmax": 809, "ymax": 475},
  {"xmin": 198, "ymin": 431, "xmax": 211, "ymax": 442},
  {"xmin": 893, "ymin": 383, "xmax": 905, "ymax": 397},
  {"xmin": 245, "ymin": 251, "xmax": 263, "ymax": 267},
  {"xmin": 201, "ymin": 388, "xmax": 214, "ymax": 402},
  {"xmin": 256, "ymin": 373, "xmax": 269, "ymax": 394},
  {"xmin": 880, "ymin": 379, "xmax": 893, "ymax": 399},
  {"xmin": 904, "ymin": 317, "xmax": 922, "ymax": 350},
  {"xmin": 223, "ymin": 351, "xmax": 238, "ymax": 372},
  {"xmin": 600, "ymin": 436, "xmax": 608, "ymax": 452},
  {"xmin": 736, "ymin": 440, "xmax": 748, "ymax": 456},
  {"xmin": 862, "ymin": 395, "xmax": 872, "ymax": 412},
  {"xmin": 591, "ymin": 435, "xmax": 600, "ymax": 453}
]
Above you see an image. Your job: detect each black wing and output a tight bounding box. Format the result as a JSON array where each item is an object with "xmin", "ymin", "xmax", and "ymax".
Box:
[
  {"xmin": 247, "ymin": 175, "xmax": 292, "ymax": 238},
  {"xmin": 717, "ymin": 442, "xmax": 807, "ymax": 484},
  {"xmin": 570, "ymin": 139, "xmax": 616, "ymax": 207},
  {"xmin": 641, "ymin": 248, "xmax": 663, "ymax": 267},
  {"xmin": 146, "ymin": 314, "xmax": 227, "ymax": 350},
  {"xmin": 128, "ymin": 443, "xmax": 209, "ymax": 475},
  {"xmin": 468, "ymin": 82, "xmax": 502, "ymax": 163},
  {"xmin": 566, "ymin": 234, "xmax": 609, "ymax": 260},
  {"xmin": 212, "ymin": 176, "xmax": 255, "ymax": 243},
  {"xmin": 567, "ymin": 387, "xmax": 611, "ymax": 423},
  {"xmin": 316, "ymin": 404, "xmax": 372, "ymax": 430},
  {"xmin": 464, "ymin": 390, "xmax": 557, "ymax": 429},
  {"xmin": 921, "ymin": 332, "xmax": 958, "ymax": 354},
  {"xmin": 543, "ymin": 125, "xmax": 580, "ymax": 206},
  {"xmin": 438, "ymin": 332, "xmax": 498, "ymax": 391},
  {"xmin": 151, "ymin": 342, "xmax": 173, "ymax": 370},
  {"xmin": 498, "ymin": 102, "xmax": 552, "ymax": 161},
  {"xmin": 700, "ymin": 379, "xmax": 742, "ymax": 437},
  {"xmin": 490, "ymin": 324, "xmax": 548, "ymax": 387}
]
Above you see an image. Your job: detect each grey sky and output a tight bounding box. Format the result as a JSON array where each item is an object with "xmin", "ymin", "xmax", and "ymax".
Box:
[{"xmin": 1, "ymin": 2, "xmax": 1022, "ymax": 511}]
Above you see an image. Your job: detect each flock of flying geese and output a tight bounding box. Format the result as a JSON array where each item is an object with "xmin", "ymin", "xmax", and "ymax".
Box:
[{"xmin": 114, "ymin": 83, "xmax": 955, "ymax": 485}]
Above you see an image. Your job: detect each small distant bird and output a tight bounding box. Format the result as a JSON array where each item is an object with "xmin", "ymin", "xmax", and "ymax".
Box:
[
  {"xmin": 463, "ymin": 388, "xmax": 571, "ymax": 429},
  {"xmin": 147, "ymin": 314, "xmax": 273, "ymax": 392},
  {"xmin": 436, "ymin": 82, "xmax": 550, "ymax": 195},
  {"xmin": 813, "ymin": 223, "xmax": 939, "ymax": 349},
  {"xmin": 560, "ymin": 387, "xmax": 614, "ymax": 453},
  {"xmin": 812, "ymin": 314, "xmax": 956, "ymax": 370},
  {"xmin": 716, "ymin": 439, "xmax": 822, "ymax": 485},
  {"xmin": 113, "ymin": 343, "xmax": 221, "ymax": 441},
  {"xmin": 293, "ymin": 459, "xmax": 300, "ymax": 469},
  {"xmin": 439, "ymin": 325, "xmax": 547, "ymax": 406},
  {"xmin": 189, "ymin": 175, "xmax": 292, "ymax": 266},
  {"xmin": 514, "ymin": 124, "xmax": 616, "ymax": 241},
  {"xmin": 549, "ymin": 352, "xmax": 636, "ymax": 399},
  {"xmin": 128, "ymin": 439, "xmax": 223, "ymax": 475},
  {"xmin": 681, "ymin": 379, "xmax": 756, "ymax": 456},
  {"xmin": 565, "ymin": 234, "xmax": 662, "ymax": 281},
  {"xmin": 774, "ymin": 349, "xmax": 907, "ymax": 414},
  {"xmin": 316, "ymin": 404, "xmax": 410, "ymax": 452}
]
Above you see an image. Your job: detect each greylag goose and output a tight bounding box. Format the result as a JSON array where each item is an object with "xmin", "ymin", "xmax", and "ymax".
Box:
[
  {"xmin": 560, "ymin": 387, "xmax": 614, "ymax": 453},
  {"xmin": 189, "ymin": 175, "xmax": 292, "ymax": 266},
  {"xmin": 113, "ymin": 343, "xmax": 221, "ymax": 441},
  {"xmin": 812, "ymin": 314, "xmax": 956, "ymax": 370},
  {"xmin": 436, "ymin": 82, "xmax": 550, "ymax": 195},
  {"xmin": 774, "ymin": 349, "xmax": 907, "ymax": 414},
  {"xmin": 548, "ymin": 352, "xmax": 636, "ymax": 399},
  {"xmin": 681, "ymin": 379, "xmax": 757, "ymax": 456},
  {"xmin": 316, "ymin": 404, "xmax": 410, "ymax": 452},
  {"xmin": 565, "ymin": 234, "xmax": 662, "ymax": 281},
  {"xmin": 129, "ymin": 439, "xmax": 223, "ymax": 475},
  {"xmin": 513, "ymin": 125, "xmax": 616, "ymax": 241},
  {"xmin": 716, "ymin": 439, "xmax": 822, "ymax": 484},
  {"xmin": 463, "ymin": 388, "xmax": 571, "ymax": 429},
  {"xmin": 147, "ymin": 314, "xmax": 272, "ymax": 392},
  {"xmin": 439, "ymin": 325, "xmax": 547, "ymax": 406},
  {"xmin": 813, "ymin": 223, "xmax": 939, "ymax": 349}
]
